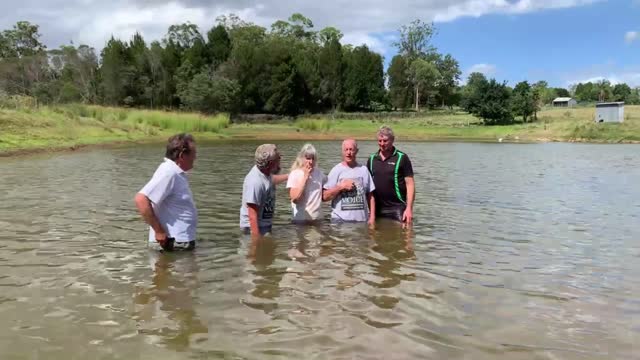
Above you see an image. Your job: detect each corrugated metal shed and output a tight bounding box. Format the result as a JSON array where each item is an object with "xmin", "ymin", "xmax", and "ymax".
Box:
[
  {"xmin": 552, "ymin": 97, "xmax": 577, "ymax": 107},
  {"xmin": 595, "ymin": 102, "xmax": 624, "ymax": 123}
]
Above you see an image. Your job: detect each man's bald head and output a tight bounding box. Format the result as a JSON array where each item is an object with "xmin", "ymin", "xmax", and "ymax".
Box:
[
  {"xmin": 341, "ymin": 138, "xmax": 359, "ymax": 166},
  {"xmin": 342, "ymin": 138, "xmax": 358, "ymax": 150}
]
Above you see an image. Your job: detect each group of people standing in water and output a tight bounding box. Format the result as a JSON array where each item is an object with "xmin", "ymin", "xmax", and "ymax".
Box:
[{"xmin": 134, "ymin": 125, "xmax": 414, "ymax": 251}]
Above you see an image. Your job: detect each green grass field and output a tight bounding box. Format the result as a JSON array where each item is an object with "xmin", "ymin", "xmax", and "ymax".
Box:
[
  {"xmin": 0, "ymin": 104, "xmax": 230, "ymax": 154},
  {"xmin": 230, "ymin": 105, "xmax": 640, "ymax": 143},
  {"xmin": 1, "ymin": 103, "xmax": 639, "ymax": 155}
]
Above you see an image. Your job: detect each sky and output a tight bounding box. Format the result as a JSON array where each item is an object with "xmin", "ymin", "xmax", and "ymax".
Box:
[{"xmin": 1, "ymin": 0, "xmax": 639, "ymax": 88}]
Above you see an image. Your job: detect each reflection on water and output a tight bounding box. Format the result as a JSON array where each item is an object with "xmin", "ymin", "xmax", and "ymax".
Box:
[
  {"xmin": 0, "ymin": 141, "xmax": 638, "ymax": 359},
  {"xmin": 133, "ymin": 251, "xmax": 208, "ymax": 351}
]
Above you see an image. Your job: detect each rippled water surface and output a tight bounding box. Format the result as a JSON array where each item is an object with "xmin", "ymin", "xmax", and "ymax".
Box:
[{"xmin": 0, "ymin": 141, "xmax": 638, "ymax": 359}]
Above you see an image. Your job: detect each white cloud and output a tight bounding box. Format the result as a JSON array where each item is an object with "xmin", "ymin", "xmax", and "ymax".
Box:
[
  {"xmin": 467, "ymin": 63, "xmax": 497, "ymax": 76},
  {"xmin": 0, "ymin": 0, "xmax": 601, "ymax": 51},
  {"xmin": 433, "ymin": 0, "xmax": 599, "ymax": 22},
  {"xmin": 342, "ymin": 32, "xmax": 388, "ymax": 55},
  {"xmin": 625, "ymin": 31, "xmax": 638, "ymax": 44},
  {"xmin": 74, "ymin": 2, "xmax": 209, "ymax": 47}
]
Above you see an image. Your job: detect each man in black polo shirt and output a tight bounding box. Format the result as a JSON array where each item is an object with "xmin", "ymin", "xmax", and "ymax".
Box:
[{"xmin": 366, "ymin": 126, "xmax": 415, "ymax": 225}]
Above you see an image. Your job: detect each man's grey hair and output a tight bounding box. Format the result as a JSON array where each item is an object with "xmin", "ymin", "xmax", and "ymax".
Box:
[
  {"xmin": 165, "ymin": 133, "xmax": 195, "ymax": 161},
  {"xmin": 377, "ymin": 125, "xmax": 394, "ymax": 139},
  {"xmin": 255, "ymin": 144, "xmax": 279, "ymax": 170}
]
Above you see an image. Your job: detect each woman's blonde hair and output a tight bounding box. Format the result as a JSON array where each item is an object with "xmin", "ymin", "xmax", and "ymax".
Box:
[{"xmin": 290, "ymin": 143, "xmax": 317, "ymax": 171}]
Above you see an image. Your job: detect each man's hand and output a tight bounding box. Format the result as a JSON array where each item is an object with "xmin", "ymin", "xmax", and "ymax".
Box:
[
  {"xmin": 402, "ymin": 207, "xmax": 413, "ymax": 228},
  {"xmin": 339, "ymin": 179, "xmax": 355, "ymax": 192},
  {"xmin": 135, "ymin": 193, "xmax": 171, "ymax": 247},
  {"xmin": 155, "ymin": 230, "xmax": 168, "ymax": 245}
]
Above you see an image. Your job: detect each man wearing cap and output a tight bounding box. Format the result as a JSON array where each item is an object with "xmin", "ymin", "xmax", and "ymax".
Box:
[
  {"xmin": 240, "ymin": 144, "xmax": 288, "ymax": 238},
  {"xmin": 366, "ymin": 126, "xmax": 415, "ymax": 226},
  {"xmin": 134, "ymin": 133, "xmax": 198, "ymax": 251}
]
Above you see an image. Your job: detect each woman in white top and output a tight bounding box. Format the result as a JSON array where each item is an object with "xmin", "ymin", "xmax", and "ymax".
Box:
[{"xmin": 286, "ymin": 144, "xmax": 327, "ymax": 224}]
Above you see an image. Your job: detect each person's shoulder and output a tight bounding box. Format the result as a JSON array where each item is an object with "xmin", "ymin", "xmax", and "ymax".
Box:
[
  {"xmin": 243, "ymin": 166, "xmax": 260, "ymax": 182},
  {"xmin": 396, "ymin": 149, "xmax": 412, "ymax": 161},
  {"xmin": 396, "ymin": 148, "xmax": 410, "ymax": 157},
  {"xmin": 155, "ymin": 160, "xmax": 180, "ymax": 179},
  {"xmin": 357, "ymin": 164, "xmax": 373, "ymax": 179},
  {"xmin": 328, "ymin": 163, "xmax": 343, "ymax": 173},
  {"xmin": 156, "ymin": 159, "xmax": 173, "ymax": 171}
]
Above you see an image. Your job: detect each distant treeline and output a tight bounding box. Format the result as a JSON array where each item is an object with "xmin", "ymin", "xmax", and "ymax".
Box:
[{"xmin": 0, "ymin": 15, "xmax": 638, "ymax": 125}]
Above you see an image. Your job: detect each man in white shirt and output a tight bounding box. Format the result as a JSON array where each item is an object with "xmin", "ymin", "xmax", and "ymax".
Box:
[{"xmin": 135, "ymin": 133, "xmax": 198, "ymax": 251}]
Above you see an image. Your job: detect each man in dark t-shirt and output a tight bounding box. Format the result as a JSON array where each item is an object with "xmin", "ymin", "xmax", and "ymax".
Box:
[{"xmin": 366, "ymin": 126, "xmax": 415, "ymax": 225}]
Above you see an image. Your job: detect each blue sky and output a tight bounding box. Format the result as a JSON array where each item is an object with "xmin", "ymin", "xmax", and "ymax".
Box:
[
  {"xmin": 375, "ymin": 0, "xmax": 640, "ymax": 88},
  {"xmin": 1, "ymin": 0, "xmax": 639, "ymax": 88}
]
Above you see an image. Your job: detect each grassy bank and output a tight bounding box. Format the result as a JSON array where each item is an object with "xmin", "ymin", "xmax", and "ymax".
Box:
[
  {"xmin": 229, "ymin": 105, "xmax": 640, "ymax": 143},
  {"xmin": 1, "ymin": 104, "xmax": 639, "ymax": 155},
  {"xmin": 0, "ymin": 104, "xmax": 230, "ymax": 154}
]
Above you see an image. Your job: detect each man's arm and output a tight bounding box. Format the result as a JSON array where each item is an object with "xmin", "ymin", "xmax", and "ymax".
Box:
[
  {"xmin": 272, "ymin": 173, "xmax": 289, "ymax": 185},
  {"xmin": 400, "ymin": 154, "xmax": 415, "ymax": 225},
  {"xmin": 403, "ymin": 176, "xmax": 415, "ymax": 225},
  {"xmin": 322, "ymin": 185, "xmax": 342, "ymax": 202},
  {"xmin": 134, "ymin": 193, "xmax": 168, "ymax": 244},
  {"xmin": 367, "ymin": 192, "xmax": 376, "ymax": 226},
  {"xmin": 247, "ymin": 203, "xmax": 261, "ymax": 239},
  {"xmin": 322, "ymin": 179, "xmax": 353, "ymax": 201}
]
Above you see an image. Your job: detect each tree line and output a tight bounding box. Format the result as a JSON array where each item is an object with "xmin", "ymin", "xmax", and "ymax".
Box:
[{"xmin": 1, "ymin": 15, "xmax": 638, "ymax": 124}]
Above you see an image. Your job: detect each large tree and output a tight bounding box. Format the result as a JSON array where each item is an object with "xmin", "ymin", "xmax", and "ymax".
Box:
[
  {"xmin": 512, "ymin": 81, "xmax": 537, "ymax": 122},
  {"xmin": 342, "ymin": 45, "xmax": 384, "ymax": 111},
  {"xmin": 387, "ymin": 55, "xmax": 412, "ymax": 110},
  {"xmin": 0, "ymin": 21, "xmax": 48, "ymax": 98},
  {"xmin": 318, "ymin": 37, "xmax": 343, "ymax": 111},
  {"xmin": 394, "ymin": 19, "xmax": 436, "ymax": 61},
  {"xmin": 206, "ymin": 25, "xmax": 231, "ymax": 69},
  {"xmin": 409, "ymin": 58, "xmax": 440, "ymax": 112},
  {"xmin": 390, "ymin": 19, "xmax": 450, "ymax": 112},
  {"xmin": 99, "ymin": 37, "xmax": 129, "ymax": 105},
  {"xmin": 612, "ymin": 83, "xmax": 631, "ymax": 102},
  {"xmin": 460, "ymin": 72, "xmax": 487, "ymax": 115},
  {"xmin": 434, "ymin": 53, "xmax": 461, "ymax": 108}
]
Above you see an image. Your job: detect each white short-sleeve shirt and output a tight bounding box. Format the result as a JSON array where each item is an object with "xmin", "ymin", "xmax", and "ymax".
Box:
[
  {"xmin": 286, "ymin": 167, "xmax": 326, "ymax": 222},
  {"xmin": 139, "ymin": 158, "xmax": 198, "ymax": 243}
]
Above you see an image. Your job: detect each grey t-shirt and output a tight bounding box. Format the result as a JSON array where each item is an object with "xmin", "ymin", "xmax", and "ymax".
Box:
[
  {"xmin": 323, "ymin": 163, "xmax": 376, "ymax": 222},
  {"xmin": 239, "ymin": 165, "xmax": 276, "ymax": 228}
]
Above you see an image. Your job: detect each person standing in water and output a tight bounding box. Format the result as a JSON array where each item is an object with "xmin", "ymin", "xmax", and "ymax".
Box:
[
  {"xmin": 134, "ymin": 133, "xmax": 198, "ymax": 251},
  {"xmin": 286, "ymin": 143, "xmax": 327, "ymax": 224},
  {"xmin": 239, "ymin": 144, "xmax": 288, "ymax": 238},
  {"xmin": 323, "ymin": 139, "xmax": 376, "ymax": 225},
  {"xmin": 367, "ymin": 125, "xmax": 415, "ymax": 226}
]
